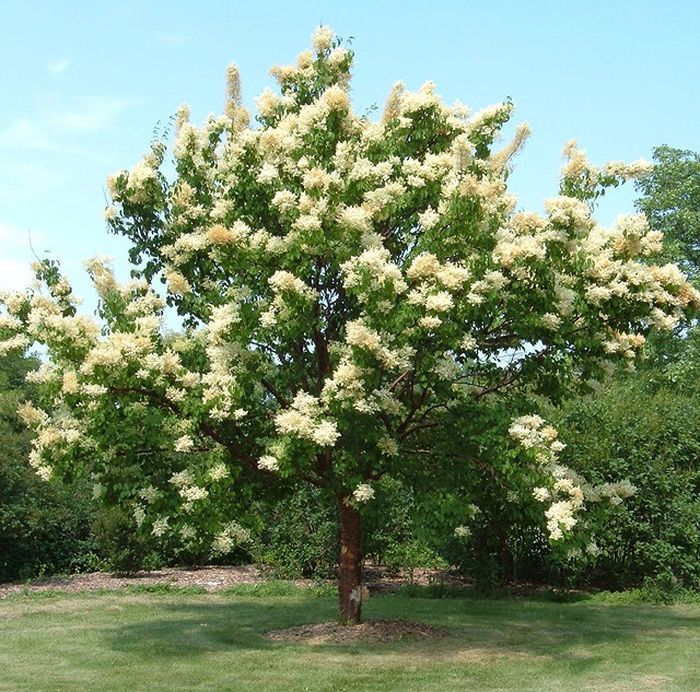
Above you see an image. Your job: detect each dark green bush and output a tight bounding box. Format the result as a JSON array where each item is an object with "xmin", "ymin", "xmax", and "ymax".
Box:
[
  {"xmin": 91, "ymin": 505, "xmax": 163, "ymax": 575},
  {"xmin": 253, "ymin": 486, "xmax": 338, "ymax": 579},
  {"xmin": 0, "ymin": 455, "xmax": 97, "ymax": 581},
  {"xmin": 550, "ymin": 379, "xmax": 700, "ymax": 589},
  {"xmin": 0, "ymin": 351, "xmax": 96, "ymax": 582},
  {"xmin": 433, "ymin": 372, "xmax": 700, "ymax": 592}
]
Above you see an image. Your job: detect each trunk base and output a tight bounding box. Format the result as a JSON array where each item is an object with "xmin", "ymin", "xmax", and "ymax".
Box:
[{"xmin": 338, "ymin": 496, "xmax": 363, "ymax": 624}]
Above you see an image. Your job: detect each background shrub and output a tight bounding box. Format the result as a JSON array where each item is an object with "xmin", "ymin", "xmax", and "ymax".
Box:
[
  {"xmin": 253, "ymin": 486, "xmax": 338, "ymax": 579},
  {"xmin": 0, "ymin": 351, "xmax": 96, "ymax": 582}
]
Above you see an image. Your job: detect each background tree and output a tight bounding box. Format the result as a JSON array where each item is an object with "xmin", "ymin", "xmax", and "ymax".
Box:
[
  {"xmin": 633, "ymin": 145, "xmax": 700, "ymax": 376},
  {"xmin": 635, "ymin": 145, "xmax": 700, "ymax": 277},
  {"xmin": 1, "ymin": 27, "xmax": 698, "ymax": 623}
]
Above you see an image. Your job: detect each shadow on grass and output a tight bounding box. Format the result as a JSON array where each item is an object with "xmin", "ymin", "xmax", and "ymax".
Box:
[
  {"xmin": 101, "ymin": 598, "xmax": 345, "ymax": 662},
  {"xmin": 102, "ymin": 593, "xmax": 700, "ymax": 670}
]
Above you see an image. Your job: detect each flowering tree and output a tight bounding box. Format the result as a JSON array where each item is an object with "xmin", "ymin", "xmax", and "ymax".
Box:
[{"xmin": 1, "ymin": 27, "xmax": 698, "ymax": 623}]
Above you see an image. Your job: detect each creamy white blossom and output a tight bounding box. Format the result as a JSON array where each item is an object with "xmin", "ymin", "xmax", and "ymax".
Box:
[
  {"xmin": 352, "ymin": 483, "xmax": 375, "ymax": 503},
  {"xmin": 258, "ymin": 455, "xmax": 279, "ymax": 472}
]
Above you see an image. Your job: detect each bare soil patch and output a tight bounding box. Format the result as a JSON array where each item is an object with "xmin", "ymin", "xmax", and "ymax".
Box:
[
  {"xmin": 0, "ymin": 565, "xmax": 312, "ymax": 599},
  {"xmin": 361, "ymin": 565, "xmax": 463, "ymax": 592},
  {"xmin": 0, "ymin": 564, "xmax": 464, "ymax": 600},
  {"xmin": 265, "ymin": 618, "xmax": 449, "ymax": 644}
]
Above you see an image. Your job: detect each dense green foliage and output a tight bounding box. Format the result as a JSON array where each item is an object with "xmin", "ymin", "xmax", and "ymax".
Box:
[
  {"xmin": 253, "ymin": 486, "xmax": 338, "ymax": 578},
  {"xmin": 551, "ymin": 378, "xmax": 700, "ymax": 588},
  {"xmin": 0, "ymin": 351, "xmax": 95, "ymax": 581},
  {"xmin": 4, "ymin": 30, "xmax": 697, "ymax": 627},
  {"xmin": 636, "ymin": 145, "xmax": 700, "ymax": 275}
]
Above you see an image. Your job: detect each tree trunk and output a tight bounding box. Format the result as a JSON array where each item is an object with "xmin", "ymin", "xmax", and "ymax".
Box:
[{"xmin": 338, "ymin": 495, "xmax": 363, "ymax": 624}]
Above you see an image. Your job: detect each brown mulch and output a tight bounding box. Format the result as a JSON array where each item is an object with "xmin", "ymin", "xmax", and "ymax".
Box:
[
  {"xmin": 0, "ymin": 565, "xmax": 315, "ymax": 599},
  {"xmin": 0, "ymin": 564, "xmax": 464, "ymax": 600},
  {"xmin": 362, "ymin": 565, "xmax": 463, "ymax": 592},
  {"xmin": 265, "ymin": 618, "xmax": 449, "ymax": 644}
]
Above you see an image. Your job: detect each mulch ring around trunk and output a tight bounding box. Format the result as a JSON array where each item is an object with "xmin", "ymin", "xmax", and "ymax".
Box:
[{"xmin": 264, "ymin": 618, "xmax": 449, "ymax": 644}]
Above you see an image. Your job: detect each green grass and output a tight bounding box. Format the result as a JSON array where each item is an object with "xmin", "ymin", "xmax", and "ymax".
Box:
[{"xmin": 1, "ymin": 587, "xmax": 699, "ymax": 691}]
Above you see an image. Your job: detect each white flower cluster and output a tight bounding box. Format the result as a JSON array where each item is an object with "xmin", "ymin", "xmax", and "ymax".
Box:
[
  {"xmin": 201, "ymin": 306, "xmax": 245, "ymax": 421},
  {"xmin": 511, "ymin": 414, "xmax": 637, "ymax": 540},
  {"xmin": 404, "ymin": 253, "xmax": 475, "ymax": 328},
  {"xmin": 174, "ymin": 434, "xmax": 195, "ymax": 453},
  {"xmin": 21, "ymin": 406, "xmax": 83, "ymax": 481},
  {"xmin": 352, "ymin": 483, "xmax": 375, "ymax": 503},
  {"xmin": 257, "ymin": 454, "xmax": 279, "ymax": 472},
  {"xmin": 341, "ymin": 247, "xmax": 407, "ymax": 300},
  {"xmin": 274, "ymin": 391, "xmax": 340, "ymax": 447},
  {"xmin": 211, "ymin": 521, "xmax": 250, "ymax": 555},
  {"xmin": 0, "ymin": 333, "xmax": 29, "ymax": 356},
  {"xmin": 0, "ymin": 287, "xmax": 99, "ymax": 358},
  {"xmin": 133, "ymin": 505, "xmax": 146, "ymax": 527},
  {"xmin": 162, "ymin": 228, "xmax": 208, "ymax": 266},
  {"xmin": 17, "ymin": 402, "xmax": 48, "ymax": 427},
  {"xmin": 268, "ymin": 270, "xmax": 316, "ymax": 297},
  {"xmin": 345, "ymin": 320, "xmax": 413, "ymax": 369},
  {"xmin": 546, "ymin": 196, "xmax": 593, "ymax": 230},
  {"xmin": 208, "ymin": 463, "xmax": 230, "ymax": 481},
  {"xmin": 139, "ymin": 485, "xmax": 160, "ymax": 503},
  {"xmin": 261, "ymin": 270, "xmax": 317, "ymax": 327},
  {"xmin": 493, "ymin": 204, "xmax": 590, "ymax": 285},
  {"xmin": 508, "ymin": 415, "xmax": 565, "ymax": 458},
  {"xmin": 81, "ymin": 332, "xmax": 152, "ymax": 376},
  {"xmin": 509, "ymin": 415, "xmax": 584, "ymax": 541},
  {"xmin": 603, "ymin": 332, "xmax": 646, "ymax": 359},
  {"xmin": 322, "ymin": 358, "xmax": 365, "ymax": 404},
  {"xmin": 180, "ymin": 524, "xmax": 197, "ymax": 542},
  {"xmin": 178, "ymin": 484, "xmax": 209, "ymax": 511},
  {"xmin": 578, "ymin": 216, "xmax": 699, "ymax": 333},
  {"xmin": 561, "ymin": 140, "xmax": 653, "ymax": 191},
  {"xmin": 164, "ymin": 268, "xmax": 191, "ymax": 295},
  {"xmin": 169, "ymin": 469, "xmax": 208, "ymax": 512},
  {"xmin": 107, "ymin": 156, "xmax": 159, "ymax": 205},
  {"xmin": 584, "ymin": 479, "xmax": 637, "ymax": 504},
  {"xmin": 407, "ymin": 253, "xmax": 471, "ymax": 289},
  {"xmin": 338, "ymin": 205, "xmax": 372, "ymax": 234},
  {"xmin": 151, "ymin": 516, "xmax": 169, "ymax": 537},
  {"xmin": 321, "ymin": 357, "xmax": 405, "ymax": 417},
  {"xmin": 377, "ymin": 435, "xmax": 399, "ymax": 457}
]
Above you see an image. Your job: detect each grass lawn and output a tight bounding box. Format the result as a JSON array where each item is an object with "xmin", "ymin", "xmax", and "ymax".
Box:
[{"xmin": 1, "ymin": 586, "xmax": 698, "ymax": 691}]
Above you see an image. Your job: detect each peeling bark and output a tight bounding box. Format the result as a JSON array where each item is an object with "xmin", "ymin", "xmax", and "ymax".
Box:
[{"xmin": 338, "ymin": 495, "xmax": 363, "ymax": 624}]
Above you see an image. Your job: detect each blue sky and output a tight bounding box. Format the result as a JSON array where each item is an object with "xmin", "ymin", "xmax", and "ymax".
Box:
[{"xmin": 1, "ymin": 0, "xmax": 699, "ymax": 305}]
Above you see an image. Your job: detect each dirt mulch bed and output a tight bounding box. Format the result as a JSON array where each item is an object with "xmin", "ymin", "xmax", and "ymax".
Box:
[
  {"xmin": 362, "ymin": 565, "xmax": 463, "ymax": 592},
  {"xmin": 0, "ymin": 564, "xmax": 466, "ymax": 600},
  {"xmin": 0, "ymin": 565, "xmax": 318, "ymax": 599},
  {"xmin": 265, "ymin": 618, "xmax": 449, "ymax": 644}
]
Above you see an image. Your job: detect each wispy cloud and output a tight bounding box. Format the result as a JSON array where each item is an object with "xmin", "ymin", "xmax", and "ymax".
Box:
[
  {"xmin": 0, "ymin": 220, "xmax": 45, "ymax": 247},
  {"xmin": 0, "ymin": 257, "xmax": 34, "ymax": 292},
  {"xmin": 155, "ymin": 31, "xmax": 188, "ymax": 46},
  {"xmin": 0, "ymin": 95, "xmax": 132, "ymax": 156},
  {"xmin": 41, "ymin": 95, "xmax": 131, "ymax": 133},
  {"xmin": 47, "ymin": 58, "xmax": 71, "ymax": 75},
  {"xmin": 0, "ymin": 221, "xmax": 45, "ymax": 292},
  {"xmin": 0, "ymin": 118, "xmax": 55, "ymax": 151},
  {"xmin": 0, "ymin": 161, "xmax": 64, "ymax": 202}
]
